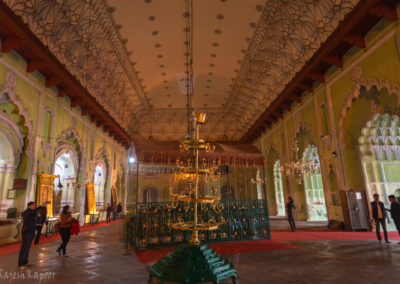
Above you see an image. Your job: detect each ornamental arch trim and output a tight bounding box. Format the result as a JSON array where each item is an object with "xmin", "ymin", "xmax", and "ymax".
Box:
[
  {"xmin": 0, "ymin": 111, "xmax": 24, "ymax": 168},
  {"xmin": 337, "ymin": 66, "xmax": 400, "ymax": 149},
  {"xmin": 54, "ymin": 127, "xmax": 85, "ymax": 172},
  {"xmin": 0, "ymin": 70, "xmax": 34, "ymax": 156}
]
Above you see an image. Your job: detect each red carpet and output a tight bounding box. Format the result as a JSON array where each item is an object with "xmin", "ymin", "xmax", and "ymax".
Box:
[
  {"xmin": 0, "ymin": 220, "xmax": 122, "ymax": 257},
  {"xmin": 134, "ymin": 240, "xmax": 301, "ymax": 264},
  {"xmin": 134, "ymin": 230, "xmax": 400, "ymax": 264},
  {"xmin": 270, "ymin": 230, "xmax": 400, "ymax": 241}
]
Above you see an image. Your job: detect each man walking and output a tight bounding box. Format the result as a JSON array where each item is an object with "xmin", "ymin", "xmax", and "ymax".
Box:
[
  {"xmin": 18, "ymin": 202, "xmax": 36, "ymax": 269},
  {"xmin": 387, "ymin": 194, "xmax": 400, "ymax": 242},
  {"xmin": 34, "ymin": 202, "xmax": 47, "ymax": 244},
  {"xmin": 117, "ymin": 202, "xmax": 122, "ymax": 219},
  {"xmin": 369, "ymin": 193, "xmax": 390, "ymax": 243},
  {"xmin": 106, "ymin": 203, "xmax": 112, "ymax": 222}
]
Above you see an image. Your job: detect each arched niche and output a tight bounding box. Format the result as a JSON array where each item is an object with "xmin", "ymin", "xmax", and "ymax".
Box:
[
  {"xmin": 94, "ymin": 159, "xmax": 107, "ymax": 208},
  {"xmin": 291, "ymin": 126, "xmax": 317, "ymax": 220},
  {"xmin": 94, "ymin": 147, "xmax": 111, "ymax": 206},
  {"xmin": 0, "ymin": 111, "xmax": 24, "ymax": 218},
  {"xmin": 53, "ymin": 145, "xmax": 79, "ymax": 215},
  {"xmin": 143, "ymin": 187, "xmax": 158, "ymax": 203},
  {"xmin": 302, "ymin": 144, "xmax": 328, "ymax": 221},
  {"xmin": 273, "ymin": 160, "xmax": 285, "ymax": 216},
  {"xmin": 341, "ymin": 87, "xmax": 400, "ymax": 192}
]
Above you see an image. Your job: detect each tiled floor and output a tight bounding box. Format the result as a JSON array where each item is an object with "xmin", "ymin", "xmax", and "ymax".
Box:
[{"xmin": 0, "ymin": 221, "xmax": 399, "ymax": 284}]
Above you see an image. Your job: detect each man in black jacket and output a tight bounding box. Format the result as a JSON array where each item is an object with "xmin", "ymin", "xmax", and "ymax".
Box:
[
  {"xmin": 106, "ymin": 203, "xmax": 112, "ymax": 222},
  {"xmin": 34, "ymin": 202, "xmax": 47, "ymax": 244},
  {"xmin": 388, "ymin": 195, "xmax": 400, "ymax": 240},
  {"xmin": 18, "ymin": 202, "xmax": 36, "ymax": 269}
]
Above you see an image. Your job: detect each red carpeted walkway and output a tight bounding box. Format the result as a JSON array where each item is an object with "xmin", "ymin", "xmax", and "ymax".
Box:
[
  {"xmin": 0, "ymin": 219, "xmax": 122, "ymax": 257},
  {"xmin": 270, "ymin": 230, "xmax": 400, "ymax": 241},
  {"xmin": 134, "ymin": 230, "xmax": 400, "ymax": 264}
]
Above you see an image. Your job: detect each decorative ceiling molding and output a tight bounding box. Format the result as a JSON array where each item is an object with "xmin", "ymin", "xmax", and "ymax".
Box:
[
  {"xmin": 5, "ymin": 0, "xmax": 151, "ymax": 132},
  {"xmin": 228, "ymin": 0, "xmax": 359, "ymax": 135},
  {"xmin": 4, "ymin": 0, "xmax": 389, "ymax": 143}
]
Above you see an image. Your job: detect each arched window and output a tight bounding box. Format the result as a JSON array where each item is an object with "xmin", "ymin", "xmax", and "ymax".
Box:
[
  {"xmin": 273, "ymin": 160, "xmax": 285, "ymax": 216},
  {"xmin": 42, "ymin": 110, "xmax": 52, "ymax": 143},
  {"xmin": 302, "ymin": 145, "xmax": 327, "ymax": 221}
]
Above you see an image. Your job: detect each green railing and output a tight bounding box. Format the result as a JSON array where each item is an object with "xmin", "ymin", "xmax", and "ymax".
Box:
[{"xmin": 123, "ymin": 199, "xmax": 270, "ymax": 250}]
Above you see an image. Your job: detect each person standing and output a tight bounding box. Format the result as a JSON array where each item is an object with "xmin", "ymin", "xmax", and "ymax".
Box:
[
  {"xmin": 18, "ymin": 202, "xmax": 36, "ymax": 269},
  {"xmin": 117, "ymin": 202, "xmax": 122, "ymax": 219},
  {"xmin": 387, "ymin": 194, "xmax": 400, "ymax": 241},
  {"xmin": 57, "ymin": 205, "xmax": 72, "ymax": 257},
  {"xmin": 286, "ymin": 197, "xmax": 296, "ymax": 232},
  {"xmin": 106, "ymin": 203, "xmax": 112, "ymax": 222},
  {"xmin": 369, "ymin": 193, "xmax": 390, "ymax": 243},
  {"xmin": 34, "ymin": 202, "xmax": 47, "ymax": 245}
]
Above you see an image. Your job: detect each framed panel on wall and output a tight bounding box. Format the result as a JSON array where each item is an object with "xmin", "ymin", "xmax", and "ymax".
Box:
[{"xmin": 7, "ymin": 189, "xmax": 16, "ymax": 199}]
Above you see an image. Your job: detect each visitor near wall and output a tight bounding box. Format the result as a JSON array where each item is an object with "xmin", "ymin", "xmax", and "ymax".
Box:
[
  {"xmin": 112, "ymin": 204, "xmax": 117, "ymax": 221},
  {"xmin": 57, "ymin": 205, "xmax": 73, "ymax": 257},
  {"xmin": 117, "ymin": 202, "xmax": 122, "ymax": 219},
  {"xmin": 106, "ymin": 203, "xmax": 112, "ymax": 222},
  {"xmin": 18, "ymin": 202, "xmax": 36, "ymax": 269},
  {"xmin": 286, "ymin": 197, "xmax": 296, "ymax": 232},
  {"xmin": 34, "ymin": 202, "xmax": 47, "ymax": 245},
  {"xmin": 387, "ymin": 194, "xmax": 400, "ymax": 242},
  {"xmin": 369, "ymin": 194, "xmax": 390, "ymax": 243}
]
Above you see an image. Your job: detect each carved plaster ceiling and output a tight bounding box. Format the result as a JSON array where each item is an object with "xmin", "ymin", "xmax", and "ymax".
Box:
[{"xmin": 5, "ymin": 0, "xmax": 359, "ymax": 141}]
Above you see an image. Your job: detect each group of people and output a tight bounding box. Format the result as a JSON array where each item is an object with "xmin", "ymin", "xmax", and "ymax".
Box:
[
  {"xmin": 285, "ymin": 193, "xmax": 400, "ymax": 243},
  {"xmin": 18, "ymin": 202, "xmax": 74, "ymax": 270},
  {"xmin": 106, "ymin": 202, "xmax": 122, "ymax": 222},
  {"xmin": 368, "ymin": 193, "xmax": 400, "ymax": 243}
]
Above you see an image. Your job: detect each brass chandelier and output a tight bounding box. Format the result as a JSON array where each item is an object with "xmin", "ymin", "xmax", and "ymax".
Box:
[{"xmin": 279, "ymin": 138, "xmax": 318, "ymax": 184}]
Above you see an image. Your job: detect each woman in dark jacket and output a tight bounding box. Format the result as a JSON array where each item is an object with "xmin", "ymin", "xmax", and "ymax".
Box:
[
  {"xmin": 286, "ymin": 197, "xmax": 296, "ymax": 232},
  {"xmin": 57, "ymin": 205, "xmax": 73, "ymax": 257}
]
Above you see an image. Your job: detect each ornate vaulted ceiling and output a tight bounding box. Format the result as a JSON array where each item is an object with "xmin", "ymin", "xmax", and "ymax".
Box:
[{"xmin": 5, "ymin": 0, "xmax": 359, "ymax": 141}]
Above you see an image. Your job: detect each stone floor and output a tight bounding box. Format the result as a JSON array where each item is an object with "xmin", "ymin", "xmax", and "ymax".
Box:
[{"xmin": 0, "ymin": 221, "xmax": 399, "ymax": 284}]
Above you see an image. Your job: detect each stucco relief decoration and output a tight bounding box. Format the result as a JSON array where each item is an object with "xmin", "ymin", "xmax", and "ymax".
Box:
[
  {"xmin": 337, "ymin": 66, "xmax": 400, "ymax": 149},
  {"xmin": 6, "ymin": 0, "xmax": 358, "ymax": 141},
  {"xmin": 6, "ymin": 0, "xmax": 150, "ymax": 133},
  {"xmin": 225, "ymin": 0, "xmax": 359, "ymax": 139},
  {"xmin": 55, "ymin": 127, "xmax": 85, "ymax": 170},
  {"xmin": 95, "ymin": 146, "xmax": 111, "ymax": 171},
  {"xmin": 1, "ymin": 70, "xmax": 34, "ymax": 157}
]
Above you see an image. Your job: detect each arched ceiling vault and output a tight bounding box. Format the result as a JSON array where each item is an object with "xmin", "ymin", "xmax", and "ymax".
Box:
[{"xmin": 5, "ymin": 0, "xmax": 359, "ymax": 141}]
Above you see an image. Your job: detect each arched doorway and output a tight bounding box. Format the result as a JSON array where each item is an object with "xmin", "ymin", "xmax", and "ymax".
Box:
[
  {"xmin": 53, "ymin": 150, "xmax": 78, "ymax": 215},
  {"xmin": 143, "ymin": 187, "xmax": 158, "ymax": 203},
  {"xmin": 302, "ymin": 145, "xmax": 328, "ymax": 221},
  {"xmin": 94, "ymin": 163, "xmax": 106, "ymax": 208},
  {"xmin": 359, "ymin": 113, "xmax": 400, "ymax": 205},
  {"xmin": 273, "ymin": 160, "xmax": 285, "ymax": 216},
  {"xmin": 0, "ymin": 112, "xmax": 23, "ymax": 218}
]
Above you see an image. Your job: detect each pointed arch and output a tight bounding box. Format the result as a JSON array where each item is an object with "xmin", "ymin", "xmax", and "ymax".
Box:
[{"xmin": 0, "ymin": 71, "xmax": 34, "ymax": 156}]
